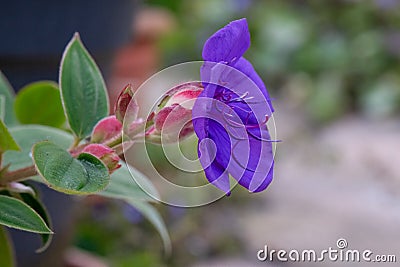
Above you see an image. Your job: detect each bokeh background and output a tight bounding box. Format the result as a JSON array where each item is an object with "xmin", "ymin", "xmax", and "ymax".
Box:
[
  {"xmin": 108, "ymin": 1, "xmax": 400, "ymax": 266},
  {"xmin": 1, "ymin": 0, "xmax": 400, "ymax": 266}
]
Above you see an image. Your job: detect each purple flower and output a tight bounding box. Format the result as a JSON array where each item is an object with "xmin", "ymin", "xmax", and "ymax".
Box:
[{"xmin": 192, "ymin": 18, "xmax": 274, "ymax": 195}]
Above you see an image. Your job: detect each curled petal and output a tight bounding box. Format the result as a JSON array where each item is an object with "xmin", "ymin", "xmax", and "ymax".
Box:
[
  {"xmin": 198, "ymin": 122, "xmax": 231, "ymax": 195},
  {"xmin": 194, "ymin": 17, "xmax": 275, "ymax": 194},
  {"xmin": 202, "ymin": 18, "xmax": 250, "ymax": 65}
]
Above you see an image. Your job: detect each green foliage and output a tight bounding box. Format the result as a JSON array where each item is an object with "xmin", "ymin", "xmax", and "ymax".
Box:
[
  {"xmin": 59, "ymin": 33, "xmax": 109, "ymax": 139},
  {"xmin": 98, "ymin": 162, "xmax": 170, "ymax": 252},
  {"xmin": 19, "ymin": 192, "xmax": 52, "ymax": 253},
  {"xmin": 0, "ymin": 120, "xmax": 20, "ymax": 154},
  {"xmin": 32, "ymin": 141, "xmax": 110, "ymax": 195},
  {"xmin": 14, "ymin": 81, "xmax": 65, "ymax": 128},
  {"xmin": 0, "ymin": 31, "xmax": 168, "ymax": 260},
  {"xmin": 3, "ymin": 125, "xmax": 73, "ymax": 171},
  {"xmin": 0, "ymin": 72, "xmax": 17, "ymax": 126},
  {"xmin": 0, "ymin": 195, "xmax": 52, "ymax": 234},
  {"xmin": 99, "ymin": 162, "xmax": 159, "ymax": 202},
  {"xmin": 0, "ymin": 226, "xmax": 14, "ymax": 267}
]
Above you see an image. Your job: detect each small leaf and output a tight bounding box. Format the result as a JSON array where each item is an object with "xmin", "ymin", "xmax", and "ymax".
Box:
[
  {"xmin": 125, "ymin": 199, "xmax": 171, "ymax": 255},
  {"xmin": 14, "ymin": 81, "xmax": 65, "ymax": 128},
  {"xmin": 98, "ymin": 162, "xmax": 159, "ymax": 202},
  {"xmin": 19, "ymin": 192, "xmax": 52, "ymax": 253},
  {"xmin": 0, "ymin": 120, "xmax": 20, "ymax": 154},
  {"xmin": 0, "ymin": 71, "xmax": 17, "ymax": 126},
  {"xmin": 59, "ymin": 33, "xmax": 109, "ymax": 139},
  {"xmin": 0, "ymin": 195, "xmax": 52, "ymax": 234},
  {"xmin": 0, "ymin": 226, "xmax": 15, "ymax": 267},
  {"xmin": 3, "ymin": 125, "xmax": 73, "ymax": 171},
  {"xmin": 32, "ymin": 141, "xmax": 109, "ymax": 195}
]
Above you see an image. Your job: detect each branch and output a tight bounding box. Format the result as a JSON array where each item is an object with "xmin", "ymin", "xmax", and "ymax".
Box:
[{"xmin": 0, "ymin": 165, "xmax": 37, "ymax": 185}]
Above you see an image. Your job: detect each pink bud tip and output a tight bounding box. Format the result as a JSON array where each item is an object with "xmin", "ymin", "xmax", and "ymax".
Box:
[
  {"xmin": 114, "ymin": 84, "xmax": 138, "ymax": 124},
  {"xmin": 91, "ymin": 115, "xmax": 123, "ymax": 143},
  {"xmin": 82, "ymin": 144, "xmax": 121, "ymax": 174},
  {"xmin": 144, "ymin": 82, "xmax": 203, "ymax": 144}
]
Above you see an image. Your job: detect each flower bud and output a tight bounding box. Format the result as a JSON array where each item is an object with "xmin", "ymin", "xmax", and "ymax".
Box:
[
  {"xmin": 82, "ymin": 144, "xmax": 121, "ymax": 174},
  {"xmin": 91, "ymin": 115, "xmax": 122, "ymax": 143},
  {"xmin": 114, "ymin": 84, "xmax": 139, "ymax": 124},
  {"xmin": 127, "ymin": 118, "xmax": 145, "ymax": 138},
  {"xmin": 162, "ymin": 82, "xmax": 203, "ymax": 109},
  {"xmin": 145, "ymin": 82, "xmax": 203, "ymax": 143}
]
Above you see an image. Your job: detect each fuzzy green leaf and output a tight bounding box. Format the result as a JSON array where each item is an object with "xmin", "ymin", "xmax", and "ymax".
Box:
[
  {"xmin": 32, "ymin": 141, "xmax": 109, "ymax": 195},
  {"xmin": 14, "ymin": 81, "xmax": 65, "ymax": 128},
  {"xmin": 3, "ymin": 125, "xmax": 73, "ymax": 171},
  {"xmin": 0, "ymin": 226, "xmax": 15, "ymax": 267},
  {"xmin": 0, "ymin": 120, "xmax": 20, "ymax": 154},
  {"xmin": 0, "ymin": 195, "xmax": 52, "ymax": 234},
  {"xmin": 19, "ymin": 192, "xmax": 52, "ymax": 253},
  {"xmin": 59, "ymin": 33, "xmax": 109, "ymax": 139},
  {"xmin": 0, "ymin": 71, "xmax": 17, "ymax": 126}
]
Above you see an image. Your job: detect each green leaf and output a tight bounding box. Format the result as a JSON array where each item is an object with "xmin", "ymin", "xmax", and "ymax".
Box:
[
  {"xmin": 32, "ymin": 141, "xmax": 110, "ymax": 195},
  {"xmin": 0, "ymin": 71, "xmax": 17, "ymax": 126},
  {"xmin": 126, "ymin": 199, "xmax": 171, "ymax": 255},
  {"xmin": 0, "ymin": 226, "xmax": 15, "ymax": 267},
  {"xmin": 59, "ymin": 33, "xmax": 109, "ymax": 139},
  {"xmin": 14, "ymin": 81, "xmax": 65, "ymax": 128},
  {"xmin": 0, "ymin": 95, "xmax": 5, "ymax": 121},
  {"xmin": 19, "ymin": 192, "xmax": 52, "ymax": 253},
  {"xmin": 3, "ymin": 125, "xmax": 73, "ymax": 171},
  {"xmin": 0, "ymin": 195, "xmax": 53, "ymax": 234},
  {"xmin": 98, "ymin": 162, "xmax": 159, "ymax": 202},
  {"xmin": 0, "ymin": 120, "xmax": 20, "ymax": 154}
]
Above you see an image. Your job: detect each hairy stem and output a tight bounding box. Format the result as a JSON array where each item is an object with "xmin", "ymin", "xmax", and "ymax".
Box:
[
  {"xmin": 69, "ymin": 137, "xmax": 81, "ymax": 150},
  {"xmin": 0, "ymin": 165, "xmax": 37, "ymax": 185},
  {"xmin": 104, "ymin": 134, "xmax": 123, "ymax": 148}
]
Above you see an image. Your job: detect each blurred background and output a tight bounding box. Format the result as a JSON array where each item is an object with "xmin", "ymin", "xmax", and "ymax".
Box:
[
  {"xmin": 1, "ymin": 0, "xmax": 400, "ymax": 266},
  {"xmin": 110, "ymin": 1, "xmax": 400, "ymax": 265}
]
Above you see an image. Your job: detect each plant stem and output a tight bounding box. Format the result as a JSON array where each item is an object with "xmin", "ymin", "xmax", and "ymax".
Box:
[
  {"xmin": 70, "ymin": 137, "xmax": 81, "ymax": 150},
  {"xmin": 104, "ymin": 134, "xmax": 123, "ymax": 148},
  {"xmin": 0, "ymin": 165, "xmax": 37, "ymax": 185}
]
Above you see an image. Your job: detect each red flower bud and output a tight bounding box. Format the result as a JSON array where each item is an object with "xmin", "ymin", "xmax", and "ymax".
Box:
[
  {"xmin": 145, "ymin": 82, "xmax": 203, "ymax": 143},
  {"xmin": 91, "ymin": 115, "xmax": 122, "ymax": 143},
  {"xmin": 82, "ymin": 144, "xmax": 121, "ymax": 174},
  {"xmin": 163, "ymin": 82, "xmax": 202, "ymax": 109},
  {"xmin": 114, "ymin": 84, "xmax": 139, "ymax": 124},
  {"xmin": 127, "ymin": 118, "xmax": 145, "ymax": 138}
]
